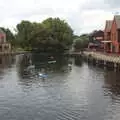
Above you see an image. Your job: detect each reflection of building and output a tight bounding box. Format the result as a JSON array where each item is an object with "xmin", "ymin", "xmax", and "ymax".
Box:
[
  {"xmin": 0, "ymin": 55, "xmax": 13, "ymax": 68},
  {"xmin": 0, "ymin": 29, "xmax": 11, "ymax": 52},
  {"xmin": 104, "ymin": 71, "xmax": 120, "ymax": 96}
]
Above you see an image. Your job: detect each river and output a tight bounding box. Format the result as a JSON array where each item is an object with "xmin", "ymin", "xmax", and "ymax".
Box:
[{"xmin": 0, "ymin": 54, "xmax": 120, "ymax": 120}]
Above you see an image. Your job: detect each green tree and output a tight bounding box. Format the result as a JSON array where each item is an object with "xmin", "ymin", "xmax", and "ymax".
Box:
[
  {"xmin": 15, "ymin": 18, "xmax": 73, "ymax": 52},
  {"xmin": 0, "ymin": 27, "xmax": 15, "ymax": 47},
  {"xmin": 73, "ymin": 34, "xmax": 89, "ymax": 51},
  {"xmin": 42, "ymin": 18, "xmax": 73, "ymax": 51},
  {"xmin": 29, "ymin": 24, "xmax": 53, "ymax": 52},
  {"xmin": 6, "ymin": 29, "xmax": 16, "ymax": 46},
  {"xmin": 16, "ymin": 20, "xmax": 34, "ymax": 49}
]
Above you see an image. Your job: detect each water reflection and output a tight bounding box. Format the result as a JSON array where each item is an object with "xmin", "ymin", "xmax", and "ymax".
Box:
[
  {"xmin": 0, "ymin": 55, "xmax": 15, "ymax": 77},
  {"xmin": 104, "ymin": 71, "xmax": 120, "ymax": 96},
  {"xmin": 17, "ymin": 54, "xmax": 73, "ymax": 85},
  {"xmin": 1, "ymin": 54, "xmax": 120, "ymax": 120},
  {"xmin": 0, "ymin": 55, "xmax": 15, "ymax": 68},
  {"xmin": 74, "ymin": 57, "xmax": 83, "ymax": 66}
]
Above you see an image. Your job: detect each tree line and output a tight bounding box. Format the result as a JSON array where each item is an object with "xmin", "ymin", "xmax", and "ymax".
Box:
[
  {"xmin": 73, "ymin": 34, "xmax": 89, "ymax": 51},
  {"xmin": 1, "ymin": 17, "xmax": 89, "ymax": 53}
]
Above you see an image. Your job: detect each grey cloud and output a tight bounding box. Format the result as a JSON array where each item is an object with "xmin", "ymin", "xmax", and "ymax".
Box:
[
  {"xmin": 80, "ymin": 0, "xmax": 109, "ymax": 10},
  {"xmin": 11, "ymin": 8, "xmax": 55, "ymax": 19},
  {"xmin": 105, "ymin": 0, "xmax": 120, "ymax": 8},
  {"xmin": 0, "ymin": 0, "xmax": 119, "ymax": 35},
  {"xmin": 80, "ymin": 0, "xmax": 120, "ymax": 11}
]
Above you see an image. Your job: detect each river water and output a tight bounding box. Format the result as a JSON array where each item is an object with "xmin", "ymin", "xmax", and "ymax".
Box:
[{"xmin": 0, "ymin": 54, "xmax": 120, "ymax": 120}]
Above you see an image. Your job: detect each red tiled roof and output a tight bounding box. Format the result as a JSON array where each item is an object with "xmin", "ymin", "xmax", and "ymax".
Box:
[
  {"xmin": 105, "ymin": 20, "xmax": 112, "ymax": 32},
  {"xmin": 114, "ymin": 15, "xmax": 120, "ymax": 29}
]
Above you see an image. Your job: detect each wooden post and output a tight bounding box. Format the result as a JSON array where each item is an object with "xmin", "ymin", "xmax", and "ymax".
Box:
[
  {"xmin": 104, "ymin": 60, "xmax": 106, "ymax": 70},
  {"xmin": 114, "ymin": 63, "xmax": 117, "ymax": 72},
  {"xmin": 118, "ymin": 63, "xmax": 120, "ymax": 71},
  {"xmin": 2, "ymin": 44, "xmax": 4, "ymax": 52},
  {"xmin": 96, "ymin": 59, "xmax": 98, "ymax": 66}
]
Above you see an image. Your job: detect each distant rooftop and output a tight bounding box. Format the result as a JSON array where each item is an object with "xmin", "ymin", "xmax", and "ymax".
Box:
[
  {"xmin": 90, "ymin": 30, "xmax": 104, "ymax": 37},
  {"xmin": 105, "ymin": 20, "xmax": 112, "ymax": 32},
  {"xmin": 114, "ymin": 15, "xmax": 120, "ymax": 29}
]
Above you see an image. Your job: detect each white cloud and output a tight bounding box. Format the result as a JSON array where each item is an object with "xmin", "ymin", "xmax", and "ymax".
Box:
[
  {"xmin": 80, "ymin": 10, "xmax": 113, "ymax": 33},
  {"xmin": 0, "ymin": 0, "xmax": 119, "ymax": 35}
]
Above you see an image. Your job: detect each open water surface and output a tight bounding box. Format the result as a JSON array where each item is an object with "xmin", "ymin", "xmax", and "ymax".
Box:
[{"xmin": 0, "ymin": 54, "xmax": 120, "ymax": 120}]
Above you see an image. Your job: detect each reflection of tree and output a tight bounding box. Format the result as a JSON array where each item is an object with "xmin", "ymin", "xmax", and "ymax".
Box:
[
  {"xmin": 17, "ymin": 54, "xmax": 71, "ymax": 86},
  {"xmin": 104, "ymin": 71, "xmax": 120, "ymax": 96},
  {"xmin": 17, "ymin": 54, "xmax": 34, "ymax": 79},
  {"xmin": 32, "ymin": 54, "xmax": 70, "ymax": 72},
  {"xmin": 49, "ymin": 56, "xmax": 68, "ymax": 72},
  {"xmin": 74, "ymin": 57, "xmax": 83, "ymax": 66}
]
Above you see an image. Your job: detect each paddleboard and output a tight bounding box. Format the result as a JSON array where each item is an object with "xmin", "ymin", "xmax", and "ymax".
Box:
[
  {"xmin": 48, "ymin": 61, "xmax": 56, "ymax": 64},
  {"xmin": 39, "ymin": 73, "xmax": 48, "ymax": 78}
]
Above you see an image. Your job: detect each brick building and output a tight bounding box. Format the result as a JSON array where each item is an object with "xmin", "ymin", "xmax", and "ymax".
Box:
[
  {"xmin": 0, "ymin": 29, "xmax": 11, "ymax": 52},
  {"xmin": 88, "ymin": 30, "xmax": 104, "ymax": 50},
  {"xmin": 110, "ymin": 15, "xmax": 120, "ymax": 53},
  {"xmin": 103, "ymin": 20, "xmax": 112, "ymax": 52}
]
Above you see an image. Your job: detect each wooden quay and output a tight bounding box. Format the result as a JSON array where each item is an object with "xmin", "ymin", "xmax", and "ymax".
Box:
[{"xmin": 83, "ymin": 51, "xmax": 120, "ymax": 70}]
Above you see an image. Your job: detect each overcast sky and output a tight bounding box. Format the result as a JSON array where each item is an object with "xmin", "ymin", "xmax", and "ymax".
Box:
[{"xmin": 0, "ymin": 0, "xmax": 119, "ymax": 35}]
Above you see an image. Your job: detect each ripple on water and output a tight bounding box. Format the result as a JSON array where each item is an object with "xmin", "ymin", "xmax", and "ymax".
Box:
[{"xmin": 0, "ymin": 55, "xmax": 120, "ymax": 120}]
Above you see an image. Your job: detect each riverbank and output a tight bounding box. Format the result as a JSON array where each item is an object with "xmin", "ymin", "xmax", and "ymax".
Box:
[{"xmin": 83, "ymin": 51, "xmax": 120, "ymax": 70}]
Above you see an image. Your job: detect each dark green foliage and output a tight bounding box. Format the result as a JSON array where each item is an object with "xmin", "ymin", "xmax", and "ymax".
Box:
[
  {"xmin": 42, "ymin": 18, "xmax": 73, "ymax": 46},
  {"xmin": 73, "ymin": 34, "xmax": 89, "ymax": 51},
  {"xmin": 16, "ymin": 20, "xmax": 34, "ymax": 49},
  {"xmin": 0, "ymin": 18, "xmax": 74, "ymax": 52},
  {"xmin": 0, "ymin": 27, "xmax": 15, "ymax": 46},
  {"xmin": 15, "ymin": 18, "xmax": 73, "ymax": 52}
]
